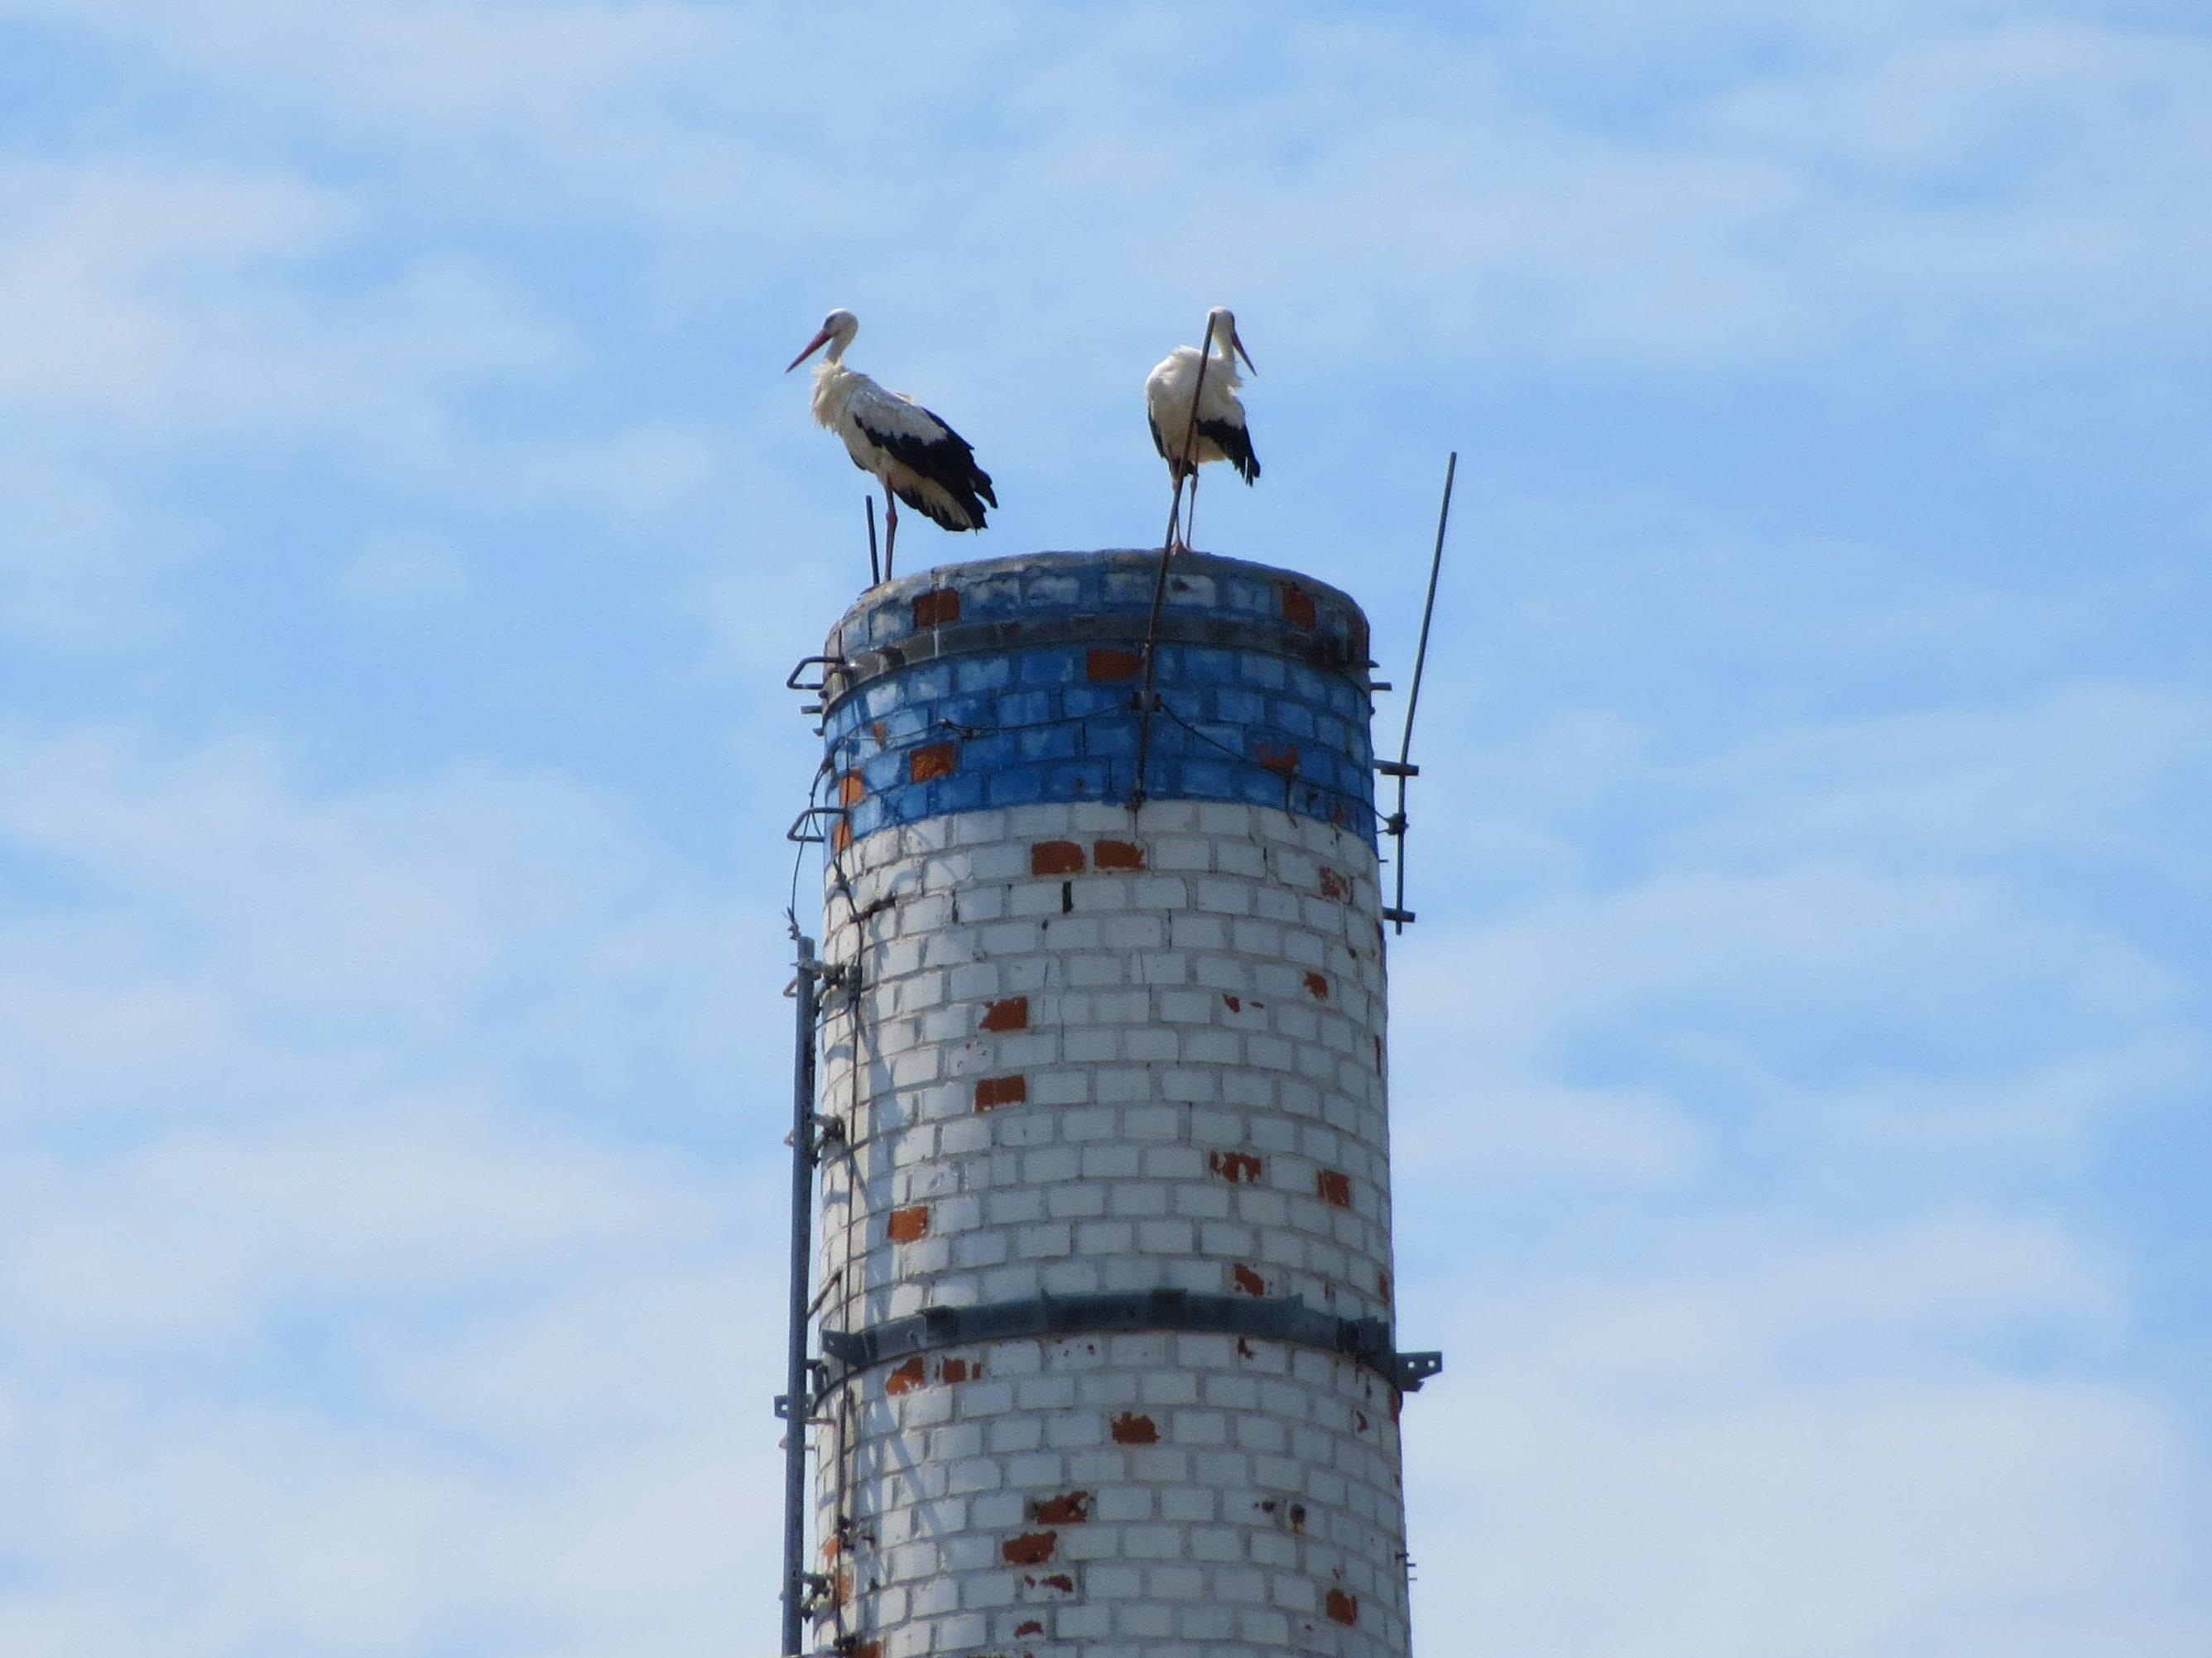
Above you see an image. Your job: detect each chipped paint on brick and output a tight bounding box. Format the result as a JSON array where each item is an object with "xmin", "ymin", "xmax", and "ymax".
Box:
[
  {"xmin": 979, "ymin": 995, "xmax": 1030, "ymax": 1031},
  {"xmin": 909, "ymin": 741, "xmax": 957, "ymax": 783},
  {"xmin": 883, "ymin": 1356, "xmax": 927, "ymax": 1396},
  {"xmin": 1256, "ymin": 740, "xmax": 1299, "ymax": 776},
  {"xmin": 1232, "ymin": 1262, "xmax": 1267, "ymax": 1295},
  {"xmin": 974, "ymin": 1074, "xmax": 1028, "ymax": 1110},
  {"xmin": 1109, "ymin": 1411, "xmax": 1158, "ymax": 1444},
  {"xmin": 1030, "ymin": 1491, "xmax": 1092, "ymax": 1525},
  {"xmin": 1029, "ymin": 839, "xmax": 1084, "ymax": 876},
  {"xmin": 1092, "ymin": 839, "xmax": 1146, "ymax": 870},
  {"xmin": 911, "ymin": 589, "xmax": 961, "ymax": 627},
  {"xmin": 1317, "ymin": 1170, "xmax": 1354, "ymax": 1209},
  {"xmin": 1001, "ymin": 1531, "xmax": 1057, "ymax": 1565},
  {"xmin": 1303, "ymin": 970, "xmax": 1330, "ymax": 999},
  {"xmin": 1325, "ymin": 1588, "xmax": 1359, "ymax": 1626},
  {"xmin": 1085, "ymin": 646, "xmax": 1142, "ymax": 680},
  {"xmin": 1278, "ymin": 582, "xmax": 1318, "ymax": 629},
  {"xmin": 1319, "ymin": 866, "xmax": 1351, "ymax": 901},
  {"xmin": 1209, "ymin": 1150, "xmax": 1262, "ymax": 1184},
  {"xmin": 887, "ymin": 1204, "xmax": 930, "ymax": 1242}
]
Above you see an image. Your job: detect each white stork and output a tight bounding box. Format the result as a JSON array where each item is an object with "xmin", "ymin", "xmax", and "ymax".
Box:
[
  {"xmin": 1145, "ymin": 306, "xmax": 1258, "ymax": 552},
  {"xmin": 786, "ymin": 309, "xmax": 995, "ymax": 576}
]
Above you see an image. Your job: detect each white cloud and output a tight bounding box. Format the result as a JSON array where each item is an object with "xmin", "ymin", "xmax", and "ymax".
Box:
[{"xmin": 0, "ymin": 723, "xmax": 788, "ymax": 1655}]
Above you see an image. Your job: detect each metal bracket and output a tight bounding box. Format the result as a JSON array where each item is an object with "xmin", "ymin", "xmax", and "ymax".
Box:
[
  {"xmin": 1374, "ymin": 760, "xmax": 1419, "ymax": 777},
  {"xmin": 1380, "ymin": 907, "xmax": 1416, "ymax": 925},
  {"xmin": 787, "ymin": 805, "xmax": 847, "ymax": 844},
  {"xmin": 773, "ymin": 1360, "xmax": 831, "ymax": 1421},
  {"xmin": 1392, "ymin": 1350, "xmax": 1445, "ymax": 1390},
  {"xmin": 786, "ymin": 655, "xmax": 846, "ymax": 693}
]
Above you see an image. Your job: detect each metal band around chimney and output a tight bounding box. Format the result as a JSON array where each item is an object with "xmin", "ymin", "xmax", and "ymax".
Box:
[{"xmin": 819, "ymin": 1289, "xmax": 1443, "ymax": 1394}]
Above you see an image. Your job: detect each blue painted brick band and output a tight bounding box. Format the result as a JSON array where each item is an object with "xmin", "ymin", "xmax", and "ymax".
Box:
[{"xmin": 817, "ymin": 550, "xmax": 1380, "ymax": 846}]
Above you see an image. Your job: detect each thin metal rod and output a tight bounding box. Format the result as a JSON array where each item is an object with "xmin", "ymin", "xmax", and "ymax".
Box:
[
  {"xmin": 865, "ymin": 496, "xmax": 880, "ymax": 587},
  {"xmin": 1390, "ymin": 451, "xmax": 1457, "ymax": 934},
  {"xmin": 1161, "ymin": 311, "xmax": 1219, "ymax": 554},
  {"xmin": 780, "ymin": 930, "xmax": 820, "ymax": 1656},
  {"xmin": 1128, "ymin": 540, "xmax": 1176, "ymax": 810},
  {"xmin": 1135, "ymin": 310, "xmax": 1225, "ymax": 802}
]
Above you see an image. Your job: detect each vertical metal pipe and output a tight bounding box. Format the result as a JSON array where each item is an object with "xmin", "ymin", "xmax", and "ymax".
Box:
[{"xmin": 781, "ymin": 936, "xmax": 820, "ymax": 1656}]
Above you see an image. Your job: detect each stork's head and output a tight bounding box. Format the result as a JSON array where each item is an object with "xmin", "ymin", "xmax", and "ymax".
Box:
[
  {"xmin": 786, "ymin": 308, "xmax": 859, "ymax": 372},
  {"xmin": 1206, "ymin": 306, "xmax": 1256, "ymax": 374}
]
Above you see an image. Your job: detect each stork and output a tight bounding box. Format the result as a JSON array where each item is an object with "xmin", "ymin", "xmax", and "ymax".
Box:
[
  {"xmin": 1145, "ymin": 306, "xmax": 1258, "ymax": 552},
  {"xmin": 786, "ymin": 309, "xmax": 995, "ymax": 577}
]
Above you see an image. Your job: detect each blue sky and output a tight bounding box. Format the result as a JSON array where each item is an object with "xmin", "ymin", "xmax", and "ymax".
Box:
[{"xmin": 1, "ymin": 1, "xmax": 2206, "ymax": 1653}]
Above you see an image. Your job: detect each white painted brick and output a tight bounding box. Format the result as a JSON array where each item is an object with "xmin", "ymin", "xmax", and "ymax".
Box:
[
  {"xmin": 1123, "ymin": 1027, "xmax": 1178, "ymax": 1062},
  {"xmin": 811, "ymin": 803, "xmax": 1407, "ymax": 1658},
  {"xmin": 1109, "ymin": 1183, "xmax": 1169, "ymax": 1218},
  {"xmin": 1129, "ymin": 952, "xmax": 1186, "ymax": 988}
]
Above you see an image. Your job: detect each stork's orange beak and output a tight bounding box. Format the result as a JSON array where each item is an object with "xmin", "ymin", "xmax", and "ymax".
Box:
[
  {"xmin": 1232, "ymin": 329, "xmax": 1257, "ymax": 374},
  {"xmin": 786, "ymin": 329, "xmax": 833, "ymax": 372}
]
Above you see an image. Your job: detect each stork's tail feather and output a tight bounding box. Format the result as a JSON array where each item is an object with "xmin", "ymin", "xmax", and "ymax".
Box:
[{"xmin": 894, "ymin": 477, "xmax": 991, "ymax": 533}]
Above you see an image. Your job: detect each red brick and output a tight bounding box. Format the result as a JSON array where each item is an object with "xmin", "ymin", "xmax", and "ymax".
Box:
[
  {"xmin": 1002, "ymin": 1531, "xmax": 1057, "ymax": 1565},
  {"xmin": 940, "ymin": 1358, "xmax": 975, "ymax": 1383},
  {"xmin": 1029, "ymin": 840, "xmax": 1084, "ymax": 876},
  {"xmin": 1256, "ymin": 741, "xmax": 1299, "ymax": 776},
  {"xmin": 1325, "ymin": 1588, "xmax": 1359, "ymax": 1626},
  {"xmin": 1015, "ymin": 1622, "xmax": 1043, "ymax": 1637},
  {"xmin": 1085, "ymin": 647, "xmax": 1143, "ymax": 680},
  {"xmin": 1303, "ymin": 971, "xmax": 1330, "ymax": 1000},
  {"xmin": 1279, "ymin": 583, "xmax": 1318, "ymax": 629},
  {"xmin": 909, "ymin": 742, "xmax": 957, "ymax": 783},
  {"xmin": 911, "ymin": 589, "xmax": 960, "ymax": 627},
  {"xmin": 887, "ymin": 1204, "xmax": 929, "ymax": 1242},
  {"xmin": 1031, "ymin": 1491, "xmax": 1092, "ymax": 1525},
  {"xmin": 837, "ymin": 770, "xmax": 866, "ymax": 806},
  {"xmin": 1109, "ymin": 1411, "xmax": 1158, "ymax": 1444},
  {"xmin": 979, "ymin": 995, "xmax": 1029, "ymax": 1032},
  {"xmin": 885, "ymin": 1356, "xmax": 926, "ymax": 1396},
  {"xmin": 1093, "ymin": 839, "xmax": 1146, "ymax": 870},
  {"xmin": 1316, "ymin": 1170, "xmax": 1353, "ymax": 1209},
  {"xmin": 974, "ymin": 1074, "xmax": 1027, "ymax": 1111},
  {"xmin": 1232, "ymin": 1263, "xmax": 1267, "ymax": 1296},
  {"xmin": 1209, "ymin": 1150, "xmax": 1262, "ymax": 1184},
  {"xmin": 1319, "ymin": 866, "xmax": 1350, "ymax": 901}
]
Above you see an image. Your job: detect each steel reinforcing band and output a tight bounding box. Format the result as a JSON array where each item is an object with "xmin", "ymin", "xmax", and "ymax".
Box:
[{"xmin": 820, "ymin": 1289, "xmax": 1443, "ymax": 1396}]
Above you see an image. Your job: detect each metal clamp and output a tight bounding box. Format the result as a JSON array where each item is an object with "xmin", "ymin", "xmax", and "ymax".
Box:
[{"xmin": 821, "ymin": 1288, "xmax": 1443, "ymax": 1395}]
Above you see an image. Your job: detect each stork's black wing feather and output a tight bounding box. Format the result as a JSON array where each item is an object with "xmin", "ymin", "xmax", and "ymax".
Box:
[{"xmin": 1197, "ymin": 416, "xmax": 1260, "ymax": 484}]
